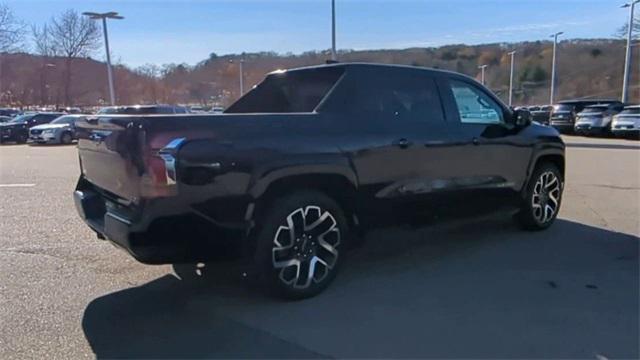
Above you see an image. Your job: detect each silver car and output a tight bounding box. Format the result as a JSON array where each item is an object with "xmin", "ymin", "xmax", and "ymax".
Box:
[
  {"xmin": 29, "ymin": 114, "xmax": 85, "ymax": 145},
  {"xmin": 611, "ymin": 105, "xmax": 640, "ymax": 138}
]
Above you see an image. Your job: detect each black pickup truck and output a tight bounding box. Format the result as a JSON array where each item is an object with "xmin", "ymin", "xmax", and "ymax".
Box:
[{"xmin": 74, "ymin": 63, "xmax": 565, "ymax": 299}]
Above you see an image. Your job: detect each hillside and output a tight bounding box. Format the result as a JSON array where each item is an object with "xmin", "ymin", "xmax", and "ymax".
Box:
[{"xmin": 0, "ymin": 38, "xmax": 637, "ymax": 107}]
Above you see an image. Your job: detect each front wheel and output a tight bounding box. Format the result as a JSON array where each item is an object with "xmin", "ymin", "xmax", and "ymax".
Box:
[
  {"xmin": 254, "ymin": 191, "xmax": 347, "ymax": 299},
  {"xmin": 61, "ymin": 132, "xmax": 73, "ymax": 144},
  {"xmin": 515, "ymin": 163, "xmax": 564, "ymax": 231}
]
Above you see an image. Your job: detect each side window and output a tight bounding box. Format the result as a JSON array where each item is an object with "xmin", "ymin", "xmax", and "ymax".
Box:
[
  {"xmin": 33, "ymin": 115, "xmax": 48, "ymax": 124},
  {"xmin": 449, "ymin": 80, "xmax": 503, "ymax": 125},
  {"xmin": 345, "ymin": 74, "xmax": 444, "ymax": 124}
]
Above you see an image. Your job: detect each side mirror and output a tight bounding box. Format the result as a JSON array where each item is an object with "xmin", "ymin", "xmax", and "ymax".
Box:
[{"xmin": 512, "ymin": 108, "xmax": 531, "ymax": 128}]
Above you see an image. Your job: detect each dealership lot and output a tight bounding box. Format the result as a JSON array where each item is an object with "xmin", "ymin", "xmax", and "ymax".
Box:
[{"xmin": 0, "ymin": 137, "xmax": 638, "ymax": 359}]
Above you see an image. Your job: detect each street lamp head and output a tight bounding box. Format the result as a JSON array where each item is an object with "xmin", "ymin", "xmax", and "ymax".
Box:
[
  {"xmin": 82, "ymin": 11, "xmax": 124, "ymax": 20},
  {"xmin": 508, "ymin": 50, "xmax": 516, "ymax": 55}
]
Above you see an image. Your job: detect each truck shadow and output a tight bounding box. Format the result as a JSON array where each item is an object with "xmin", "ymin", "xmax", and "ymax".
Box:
[{"xmin": 82, "ymin": 217, "xmax": 639, "ymax": 359}]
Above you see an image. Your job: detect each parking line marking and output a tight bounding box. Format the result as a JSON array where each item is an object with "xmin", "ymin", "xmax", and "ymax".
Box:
[{"xmin": 0, "ymin": 183, "xmax": 36, "ymax": 188}]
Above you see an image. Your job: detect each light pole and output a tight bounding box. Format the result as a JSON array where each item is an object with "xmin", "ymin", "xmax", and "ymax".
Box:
[
  {"xmin": 508, "ymin": 51, "xmax": 516, "ymax": 106},
  {"xmin": 478, "ymin": 65, "xmax": 488, "ymax": 85},
  {"xmin": 83, "ymin": 11, "xmax": 123, "ymax": 106},
  {"xmin": 229, "ymin": 59, "xmax": 245, "ymax": 96},
  {"xmin": 331, "ymin": 0, "xmax": 337, "ymax": 61},
  {"xmin": 549, "ymin": 31, "xmax": 564, "ymax": 105},
  {"xmin": 621, "ymin": 1, "xmax": 639, "ymax": 103}
]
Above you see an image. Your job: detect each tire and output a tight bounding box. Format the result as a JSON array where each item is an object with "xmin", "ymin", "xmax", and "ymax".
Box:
[
  {"xmin": 253, "ymin": 190, "xmax": 348, "ymax": 300},
  {"xmin": 17, "ymin": 134, "xmax": 28, "ymax": 144},
  {"xmin": 61, "ymin": 132, "xmax": 73, "ymax": 145},
  {"xmin": 515, "ymin": 163, "xmax": 563, "ymax": 231}
]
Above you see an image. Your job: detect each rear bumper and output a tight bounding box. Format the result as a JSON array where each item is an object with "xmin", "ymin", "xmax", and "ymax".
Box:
[{"xmin": 74, "ymin": 177, "xmax": 251, "ymax": 264}]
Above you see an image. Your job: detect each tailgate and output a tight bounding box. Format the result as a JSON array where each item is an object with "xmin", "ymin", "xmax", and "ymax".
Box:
[{"xmin": 76, "ymin": 116, "xmax": 150, "ymax": 201}]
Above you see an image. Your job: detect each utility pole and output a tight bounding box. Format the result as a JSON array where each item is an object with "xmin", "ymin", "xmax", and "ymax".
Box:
[
  {"xmin": 621, "ymin": 1, "xmax": 639, "ymax": 103},
  {"xmin": 549, "ymin": 31, "xmax": 564, "ymax": 105},
  {"xmin": 508, "ymin": 51, "xmax": 516, "ymax": 106}
]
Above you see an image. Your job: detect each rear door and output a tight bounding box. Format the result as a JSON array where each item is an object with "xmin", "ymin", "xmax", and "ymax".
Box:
[
  {"xmin": 339, "ymin": 69, "xmax": 458, "ymax": 222},
  {"xmin": 437, "ymin": 76, "xmax": 533, "ymax": 212}
]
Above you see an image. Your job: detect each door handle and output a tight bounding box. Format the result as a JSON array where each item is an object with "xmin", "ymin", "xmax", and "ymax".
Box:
[
  {"xmin": 393, "ymin": 138, "xmax": 412, "ymax": 149},
  {"xmin": 472, "ymin": 137, "xmax": 480, "ymax": 145}
]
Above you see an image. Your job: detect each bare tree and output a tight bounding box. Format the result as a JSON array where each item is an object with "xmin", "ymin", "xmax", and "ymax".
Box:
[
  {"xmin": 616, "ymin": 15, "xmax": 640, "ymax": 40},
  {"xmin": 49, "ymin": 9, "xmax": 101, "ymax": 105},
  {"xmin": 0, "ymin": 3, "xmax": 25, "ymax": 52},
  {"xmin": 32, "ymin": 24, "xmax": 58, "ymax": 105},
  {"xmin": 0, "ymin": 3, "xmax": 26, "ymax": 103}
]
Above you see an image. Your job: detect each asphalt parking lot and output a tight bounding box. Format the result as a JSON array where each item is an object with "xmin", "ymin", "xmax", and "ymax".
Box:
[{"xmin": 1, "ymin": 136, "xmax": 639, "ymax": 359}]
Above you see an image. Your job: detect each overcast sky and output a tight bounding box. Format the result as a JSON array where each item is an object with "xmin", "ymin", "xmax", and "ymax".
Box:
[{"xmin": 7, "ymin": 0, "xmax": 627, "ymax": 67}]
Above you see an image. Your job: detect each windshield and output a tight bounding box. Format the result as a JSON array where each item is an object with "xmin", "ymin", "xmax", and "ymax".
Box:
[
  {"xmin": 554, "ymin": 104, "xmax": 573, "ymax": 112},
  {"xmin": 619, "ymin": 107, "xmax": 640, "ymax": 115},
  {"xmin": 8, "ymin": 114, "xmax": 31, "ymax": 123},
  {"xmin": 581, "ymin": 107, "xmax": 607, "ymax": 113},
  {"xmin": 51, "ymin": 116, "xmax": 78, "ymax": 124}
]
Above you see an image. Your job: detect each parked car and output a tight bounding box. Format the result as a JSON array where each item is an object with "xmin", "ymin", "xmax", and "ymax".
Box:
[
  {"xmin": 611, "ymin": 105, "xmax": 640, "ymax": 138},
  {"xmin": 0, "ymin": 108, "xmax": 20, "ymax": 117},
  {"xmin": 0, "ymin": 112, "xmax": 64, "ymax": 144},
  {"xmin": 29, "ymin": 114, "xmax": 85, "ymax": 145},
  {"xmin": 574, "ymin": 103, "xmax": 624, "ymax": 136},
  {"xmin": 73, "ymin": 63, "xmax": 565, "ymax": 299},
  {"xmin": 97, "ymin": 104, "xmax": 189, "ymax": 115},
  {"xmin": 210, "ymin": 106, "xmax": 225, "ymax": 114},
  {"xmin": 549, "ymin": 99, "xmax": 622, "ymax": 133},
  {"xmin": 0, "ymin": 116, "xmax": 12, "ymax": 123},
  {"xmin": 189, "ymin": 105, "xmax": 207, "ymax": 113},
  {"xmin": 531, "ymin": 105, "xmax": 552, "ymax": 125}
]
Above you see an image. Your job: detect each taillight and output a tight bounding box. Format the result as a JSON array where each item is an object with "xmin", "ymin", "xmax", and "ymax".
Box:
[{"xmin": 140, "ymin": 138, "xmax": 185, "ymax": 198}]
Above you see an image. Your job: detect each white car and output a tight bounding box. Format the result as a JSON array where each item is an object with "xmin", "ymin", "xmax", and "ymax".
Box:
[{"xmin": 611, "ymin": 105, "xmax": 640, "ymax": 138}]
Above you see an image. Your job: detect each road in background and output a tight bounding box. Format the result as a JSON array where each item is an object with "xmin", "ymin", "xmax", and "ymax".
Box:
[{"xmin": 0, "ymin": 136, "xmax": 638, "ymax": 359}]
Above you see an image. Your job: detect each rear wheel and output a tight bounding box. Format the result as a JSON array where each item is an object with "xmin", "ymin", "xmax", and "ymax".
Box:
[
  {"xmin": 254, "ymin": 191, "xmax": 347, "ymax": 299},
  {"xmin": 515, "ymin": 163, "xmax": 563, "ymax": 231}
]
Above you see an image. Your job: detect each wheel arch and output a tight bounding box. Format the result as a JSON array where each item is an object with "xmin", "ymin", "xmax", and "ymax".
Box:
[{"xmin": 522, "ymin": 149, "xmax": 565, "ymax": 195}]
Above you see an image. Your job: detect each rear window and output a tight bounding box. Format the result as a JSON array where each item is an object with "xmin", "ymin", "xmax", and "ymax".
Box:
[{"xmin": 225, "ymin": 67, "xmax": 344, "ymax": 113}]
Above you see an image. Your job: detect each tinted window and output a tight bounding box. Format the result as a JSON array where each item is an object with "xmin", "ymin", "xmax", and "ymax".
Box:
[
  {"xmin": 34, "ymin": 114, "xmax": 58, "ymax": 124},
  {"xmin": 98, "ymin": 106, "xmax": 160, "ymax": 115},
  {"xmin": 449, "ymin": 80, "xmax": 503, "ymax": 124},
  {"xmin": 226, "ymin": 67, "xmax": 344, "ymax": 113},
  {"xmin": 343, "ymin": 74, "xmax": 444, "ymax": 125}
]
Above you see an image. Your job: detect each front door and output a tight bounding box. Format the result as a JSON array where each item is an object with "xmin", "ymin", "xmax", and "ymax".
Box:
[{"xmin": 436, "ymin": 77, "xmax": 533, "ymax": 214}]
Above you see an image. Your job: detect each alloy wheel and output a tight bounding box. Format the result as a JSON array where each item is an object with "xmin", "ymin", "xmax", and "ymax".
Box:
[
  {"xmin": 271, "ymin": 205, "xmax": 340, "ymax": 289},
  {"xmin": 531, "ymin": 171, "xmax": 561, "ymax": 224}
]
